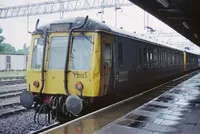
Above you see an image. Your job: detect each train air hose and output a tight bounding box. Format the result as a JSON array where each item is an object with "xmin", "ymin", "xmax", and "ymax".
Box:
[{"xmin": 64, "ymin": 16, "xmax": 89, "ymax": 95}]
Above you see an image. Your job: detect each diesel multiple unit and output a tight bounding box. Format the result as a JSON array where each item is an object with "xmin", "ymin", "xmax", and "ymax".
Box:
[{"xmin": 20, "ymin": 16, "xmax": 200, "ymax": 122}]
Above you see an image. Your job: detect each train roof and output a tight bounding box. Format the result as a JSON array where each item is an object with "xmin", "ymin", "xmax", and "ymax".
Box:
[
  {"xmin": 35, "ymin": 17, "xmax": 198, "ymax": 55},
  {"xmin": 36, "ymin": 17, "xmax": 112, "ymax": 33}
]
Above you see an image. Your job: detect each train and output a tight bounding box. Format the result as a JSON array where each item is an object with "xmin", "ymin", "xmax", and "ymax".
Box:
[{"xmin": 20, "ymin": 16, "xmax": 200, "ymax": 123}]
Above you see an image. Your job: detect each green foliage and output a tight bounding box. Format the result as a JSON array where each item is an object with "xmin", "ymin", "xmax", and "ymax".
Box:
[
  {"xmin": 0, "ymin": 43, "xmax": 16, "ymax": 54},
  {"xmin": 16, "ymin": 44, "xmax": 29, "ymax": 54},
  {"xmin": 0, "ymin": 27, "xmax": 5, "ymax": 44},
  {"xmin": 0, "ymin": 27, "xmax": 29, "ymax": 55}
]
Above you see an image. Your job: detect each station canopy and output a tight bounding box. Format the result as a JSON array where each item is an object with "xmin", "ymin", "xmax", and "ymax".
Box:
[{"xmin": 130, "ymin": 0, "xmax": 200, "ymax": 46}]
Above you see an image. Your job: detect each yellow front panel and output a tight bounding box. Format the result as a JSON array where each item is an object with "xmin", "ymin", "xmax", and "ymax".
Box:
[
  {"xmin": 67, "ymin": 33, "xmax": 101, "ymax": 96},
  {"xmin": 26, "ymin": 34, "xmax": 45, "ymax": 92},
  {"xmin": 26, "ymin": 32, "xmax": 102, "ymax": 97},
  {"xmin": 184, "ymin": 52, "xmax": 186, "ymax": 71}
]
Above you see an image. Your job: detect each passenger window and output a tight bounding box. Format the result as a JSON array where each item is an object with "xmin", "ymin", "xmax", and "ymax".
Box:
[
  {"xmin": 149, "ymin": 49, "xmax": 153, "ymax": 65},
  {"xmin": 118, "ymin": 43, "xmax": 123, "ymax": 66},
  {"xmin": 143, "ymin": 48, "xmax": 148, "ymax": 65},
  {"xmin": 172, "ymin": 54, "xmax": 175, "ymax": 64},
  {"xmin": 153, "ymin": 48, "xmax": 157, "ymax": 65},
  {"xmin": 104, "ymin": 43, "xmax": 111, "ymax": 68},
  {"xmin": 138, "ymin": 48, "xmax": 142, "ymax": 65}
]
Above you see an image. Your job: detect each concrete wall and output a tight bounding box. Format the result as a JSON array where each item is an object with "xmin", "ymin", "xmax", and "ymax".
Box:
[
  {"xmin": 0, "ymin": 54, "xmax": 28, "ymax": 71},
  {"xmin": 0, "ymin": 55, "xmax": 6, "ymax": 70}
]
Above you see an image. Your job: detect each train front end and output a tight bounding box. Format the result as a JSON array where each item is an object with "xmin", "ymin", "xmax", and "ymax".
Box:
[{"xmin": 20, "ymin": 17, "xmax": 103, "ymax": 122}]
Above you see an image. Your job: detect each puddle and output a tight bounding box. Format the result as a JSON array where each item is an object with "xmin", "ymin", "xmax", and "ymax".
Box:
[
  {"xmin": 156, "ymin": 96, "xmax": 174, "ymax": 103},
  {"xmin": 128, "ymin": 121, "xmax": 147, "ymax": 128},
  {"xmin": 146, "ymin": 104, "xmax": 168, "ymax": 109}
]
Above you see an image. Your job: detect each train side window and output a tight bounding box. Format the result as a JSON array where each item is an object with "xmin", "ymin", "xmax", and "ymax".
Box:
[
  {"xmin": 138, "ymin": 48, "xmax": 142, "ymax": 65},
  {"xmin": 168, "ymin": 51, "xmax": 171, "ymax": 65},
  {"xmin": 164, "ymin": 50, "xmax": 167, "ymax": 65},
  {"xmin": 143, "ymin": 48, "xmax": 149, "ymax": 66},
  {"xmin": 118, "ymin": 43, "xmax": 123, "ymax": 66},
  {"xmin": 172, "ymin": 53, "xmax": 175, "ymax": 65},
  {"xmin": 148, "ymin": 48, "xmax": 152, "ymax": 65},
  {"xmin": 146, "ymin": 49, "xmax": 149, "ymax": 65},
  {"xmin": 153, "ymin": 48, "xmax": 158, "ymax": 65},
  {"xmin": 104, "ymin": 43, "xmax": 111, "ymax": 68}
]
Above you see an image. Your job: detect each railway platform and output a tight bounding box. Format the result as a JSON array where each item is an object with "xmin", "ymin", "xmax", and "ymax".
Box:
[{"xmin": 43, "ymin": 71, "xmax": 200, "ymax": 134}]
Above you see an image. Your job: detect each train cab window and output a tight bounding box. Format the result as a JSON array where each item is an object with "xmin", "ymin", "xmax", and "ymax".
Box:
[
  {"xmin": 118, "ymin": 43, "xmax": 123, "ymax": 66},
  {"xmin": 48, "ymin": 36, "xmax": 68, "ymax": 69},
  {"xmin": 31, "ymin": 38, "xmax": 44, "ymax": 69},
  {"xmin": 70, "ymin": 36, "xmax": 93, "ymax": 70}
]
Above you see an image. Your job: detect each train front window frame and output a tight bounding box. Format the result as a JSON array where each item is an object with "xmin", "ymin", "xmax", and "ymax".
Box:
[
  {"xmin": 31, "ymin": 38, "xmax": 44, "ymax": 69},
  {"xmin": 69, "ymin": 36, "xmax": 93, "ymax": 71},
  {"xmin": 48, "ymin": 36, "xmax": 68, "ymax": 70}
]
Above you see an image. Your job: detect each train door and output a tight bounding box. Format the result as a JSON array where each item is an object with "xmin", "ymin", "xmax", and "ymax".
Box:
[{"xmin": 100, "ymin": 33, "xmax": 113, "ymax": 95}]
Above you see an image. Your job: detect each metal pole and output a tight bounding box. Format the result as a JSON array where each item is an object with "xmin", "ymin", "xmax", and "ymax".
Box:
[{"xmin": 115, "ymin": 0, "xmax": 117, "ymax": 28}]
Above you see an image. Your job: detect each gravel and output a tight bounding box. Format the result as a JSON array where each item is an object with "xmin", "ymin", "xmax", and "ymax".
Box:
[{"xmin": 0, "ymin": 109, "xmax": 55, "ymax": 134}]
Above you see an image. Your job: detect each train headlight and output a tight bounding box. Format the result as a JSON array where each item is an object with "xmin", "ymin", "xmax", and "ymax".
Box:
[
  {"xmin": 33, "ymin": 80, "xmax": 39, "ymax": 88},
  {"xmin": 75, "ymin": 81, "xmax": 83, "ymax": 90},
  {"xmin": 65, "ymin": 95, "xmax": 83, "ymax": 115}
]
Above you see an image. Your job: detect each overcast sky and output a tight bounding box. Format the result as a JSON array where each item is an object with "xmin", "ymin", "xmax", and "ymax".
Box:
[{"xmin": 0, "ymin": 0, "xmax": 187, "ymax": 50}]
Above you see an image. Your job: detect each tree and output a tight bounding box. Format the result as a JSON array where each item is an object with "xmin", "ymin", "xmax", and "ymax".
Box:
[
  {"xmin": 16, "ymin": 43, "xmax": 29, "ymax": 54},
  {"xmin": 0, "ymin": 27, "xmax": 5, "ymax": 44},
  {"xmin": 0, "ymin": 43, "xmax": 16, "ymax": 54},
  {"xmin": 0, "ymin": 27, "xmax": 17, "ymax": 54}
]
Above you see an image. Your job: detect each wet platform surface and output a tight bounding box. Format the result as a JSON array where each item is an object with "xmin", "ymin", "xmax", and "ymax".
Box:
[{"xmin": 43, "ymin": 71, "xmax": 200, "ymax": 134}]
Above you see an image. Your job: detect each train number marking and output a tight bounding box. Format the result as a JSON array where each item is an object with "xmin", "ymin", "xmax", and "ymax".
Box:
[{"xmin": 73, "ymin": 72, "xmax": 88, "ymax": 79}]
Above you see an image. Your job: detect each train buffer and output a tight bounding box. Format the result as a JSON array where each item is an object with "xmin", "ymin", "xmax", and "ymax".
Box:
[{"xmin": 42, "ymin": 71, "xmax": 200, "ymax": 134}]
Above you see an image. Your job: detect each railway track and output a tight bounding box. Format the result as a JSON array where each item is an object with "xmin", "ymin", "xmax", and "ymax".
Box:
[
  {"xmin": 0, "ymin": 76, "xmax": 25, "ymax": 81},
  {"xmin": 29, "ymin": 122, "xmax": 60, "ymax": 134},
  {"xmin": 0, "ymin": 70, "xmax": 199, "ymax": 134},
  {"xmin": 0, "ymin": 79, "xmax": 25, "ymax": 86},
  {"xmin": 0, "ymin": 96, "xmax": 24, "ymax": 117},
  {"xmin": 0, "ymin": 84, "xmax": 27, "ymax": 117},
  {"xmin": 0, "ymin": 89, "xmax": 25, "ymax": 99}
]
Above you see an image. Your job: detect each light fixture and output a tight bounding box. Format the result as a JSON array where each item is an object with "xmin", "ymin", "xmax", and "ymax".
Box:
[
  {"xmin": 194, "ymin": 34, "xmax": 198, "ymax": 38},
  {"xmin": 182, "ymin": 21, "xmax": 189, "ymax": 29},
  {"xmin": 156, "ymin": 0, "xmax": 169, "ymax": 8}
]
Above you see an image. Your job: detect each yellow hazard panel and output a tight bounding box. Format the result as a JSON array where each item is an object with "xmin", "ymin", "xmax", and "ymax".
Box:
[{"xmin": 184, "ymin": 51, "xmax": 186, "ymax": 71}]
